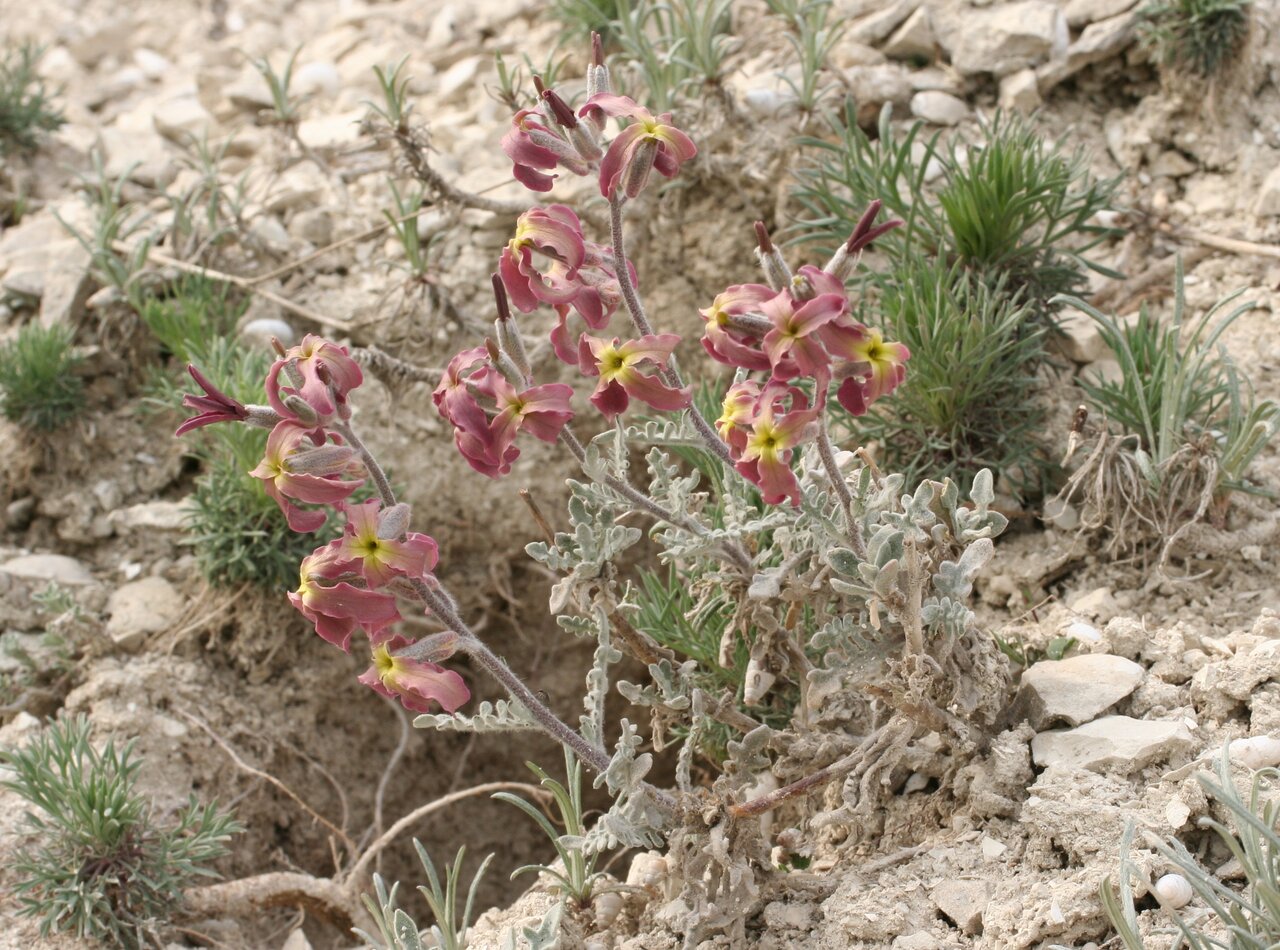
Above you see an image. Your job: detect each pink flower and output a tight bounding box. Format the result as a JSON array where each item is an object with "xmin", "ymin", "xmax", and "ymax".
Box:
[
  {"xmin": 267, "ymin": 335, "xmax": 363, "ymax": 422},
  {"xmin": 733, "ymin": 384, "xmax": 820, "ymax": 507},
  {"xmin": 583, "ymin": 93, "xmax": 697, "ymax": 199},
  {"xmin": 699, "ymin": 284, "xmax": 777, "ymax": 373},
  {"xmin": 433, "ymin": 348, "xmax": 575, "ymax": 478},
  {"xmin": 578, "ymin": 334, "xmax": 691, "ymax": 418},
  {"xmin": 830, "ymin": 328, "xmax": 911, "ymax": 416},
  {"xmin": 176, "ymin": 364, "xmax": 250, "ymax": 435},
  {"xmin": 499, "ymin": 205, "xmax": 589, "ymax": 312},
  {"xmin": 289, "ymin": 540, "xmax": 401, "ymax": 651},
  {"xmin": 335, "ymin": 499, "xmax": 439, "ymax": 589},
  {"xmin": 501, "ymin": 107, "xmax": 590, "ymax": 193},
  {"xmin": 760, "ymin": 289, "xmax": 849, "ymax": 381},
  {"xmin": 249, "ymin": 422, "xmax": 364, "ymax": 532},
  {"xmin": 359, "ymin": 635, "xmax": 470, "ymax": 713},
  {"xmin": 715, "ymin": 380, "xmax": 762, "ymax": 454}
]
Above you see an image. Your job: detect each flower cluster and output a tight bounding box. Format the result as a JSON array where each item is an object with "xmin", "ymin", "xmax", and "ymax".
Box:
[
  {"xmin": 700, "ymin": 219, "xmax": 910, "ymax": 503},
  {"xmin": 177, "ymin": 336, "xmax": 469, "ymax": 713},
  {"xmin": 440, "ymin": 40, "xmax": 909, "ymax": 508}
]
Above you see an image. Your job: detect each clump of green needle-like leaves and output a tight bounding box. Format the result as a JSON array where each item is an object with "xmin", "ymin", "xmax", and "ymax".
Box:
[{"xmin": 1, "ymin": 715, "xmax": 240, "ymax": 948}]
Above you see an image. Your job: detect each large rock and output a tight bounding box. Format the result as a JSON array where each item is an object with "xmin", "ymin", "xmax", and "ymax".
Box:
[
  {"xmin": 884, "ymin": 7, "xmax": 937, "ymax": 61},
  {"xmin": 1064, "ymin": 0, "xmax": 1139, "ymax": 27},
  {"xmin": 1050, "ymin": 310, "xmax": 1106, "ymax": 363},
  {"xmin": 1037, "ymin": 11, "xmax": 1139, "ymax": 93},
  {"xmin": 931, "ymin": 878, "xmax": 991, "ymax": 935},
  {"xmin": 844, "ymin": 65, "xmax": 914, "ymax": 127},
  {"xmin": 910, "ymin": 90, "xmax": 967, "ymax": 126},
  {"xmin": 1032, "ymin": 716, "xmax": 1194, "ymax": 772},
  {"xmin": 106, "ymin": 577, "xmax": 184, "ymax": 652},
  {"xmin": 1016, "ymin": 653, "xmax": 1144, "ymax": 729},
  {"xmin": 850, "ymin": 0, "xmax": 920, "ymax": 45},
  {"xmin": 948, "ymin": 1, "xmax": 1068, "ymax": 77},
  {"xmin": 0, "ymin": 553, "xmax": 95, "ymax": 586}
]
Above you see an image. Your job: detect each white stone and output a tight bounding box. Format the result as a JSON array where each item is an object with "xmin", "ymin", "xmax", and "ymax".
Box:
[
  {"xmin": 109, "ymin": 500, "xmax": 191, "ymax": 532},
  {"xmin": 0, "ymin": 553, "xmax": 95, "ymax": 585},
  {"xmin": 884, "ymin": 7, "xmax": 936, "ymax": 61},
  {"xmin": 931, "ymin": 878, "xmax": 990, "ymax": 935},
  {"xmin": 1038, "ymin": 12, "xmax": 1140, "ymax": 93},
  {"xmin": 248, "ymin": 216, "xmax": 295, "ymax": 256},
  {"xmin": 980, "ymin": 836, "xmax": 1007, "ymax": 860},
  {"xmin": 1150, "ymin": 150, "xmax": 1196, "ymax": 178},
  {"xmin": 850, "ymin": 0, "xmax": 921, "ymax": 46},
  {"xmin": 948, "ymin": 1, "xmax": 1067, "ymax": 77},
  {"xmin": 241, "ymin": 318, "xmax": 297, "ymax": 350},
  {"xmin": 288, "ymin": 208, "xmax": 334, "ymax": 246},
  {"xmin": 1081, "ymin": 357, "xmax": 1124, "ymax": 387},
  {"xmin": 1031, "ymin": 716, "xmax": 1195, "ymax": 772},
  {"xmin": 1069, "ymin": 586, "xmax": 1120, "ymax": 621},
  {"xmin": 1018, "ymin": 653, "xmax": 1144, "ymax": 728},
  {"xmin": 1051, "ymin": 310, "xmax": 1106, "ymax": 363},
  {"xmin": 98, "ymin": 125, "xmax": 175, "ymax": 189},
  {"xmin": 1228, "ymin": 736, "xmax": 1280, "ymax": 770},
  {"xmin": 892, "ymin": 933, "xmax": 940, "ymax": 950},
  {"xmin": 844, "ymin": 65, "xmax": 913, "ymax": 127},
  {"xmin": 297, "ymin": 111, "xmax": 363, "ymax": 150},
  {"xmin": 1254, "ymin": 166, "xmax": 1280, "ymax": 218},
  {"xmin": 292, "ymin": 61, "xmax": 341, "ymax": 98},
  {"xmin": 153, "ymin": 96, "xmax": 214, "ymax": 143},
  {"xmin": 280, "ymin": 928, "xmax": 314, "ymax": 950},
  {"xmin": 106, "ymin": 577, "xmax": 184, "ymax": 651},
  {"xmin": 1064, "ymin": 0, "xmax": 1139, "ymax": 28},
  {"xmin": 436, "ymin": 56, "xmax": 482, "ymax": 104},
  {"xmin": 910, "ymin": 90, "xmax": 967, "ymax": 126},
  {"xmin": 1043, "ymin": 497, "xmax": 1079, "ymax": 531},
  {"xmin": 999, "ymin": 69, "xmax": 1042, "ymax": 111},
  {"xmin": 1066, "ymin": 621, "xmax": 1102, "ymax": 643},
  {"xmin": 133, "ymin": 48, "xmax": 172, "ymax": 79}
]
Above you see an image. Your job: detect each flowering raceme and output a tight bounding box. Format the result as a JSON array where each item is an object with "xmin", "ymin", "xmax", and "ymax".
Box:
[{"xmin": 178, "ymin": 333, "xmax": 472, "ymax": 714}]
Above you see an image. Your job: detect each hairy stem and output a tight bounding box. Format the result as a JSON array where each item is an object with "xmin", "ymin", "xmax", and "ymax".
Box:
[
  {"xmin": 816, "ymin": 417, "xmax": 866, "ymax": 559},
  {"xmin": 338, "ymin": 418, "xmax": 676, "ymax": 813},
  {"xmin": 608, "ymin": 193, "xmax": 736, "ymax": 468},
  {"xmin": 560, "ymin": 427, "xmax": 753, "ymax": 573}
]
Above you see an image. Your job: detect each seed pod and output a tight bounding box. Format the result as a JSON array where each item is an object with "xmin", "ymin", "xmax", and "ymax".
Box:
[{"xmin": 1154, "ymin": 873, "xmax": 1193, "ymax": 910}]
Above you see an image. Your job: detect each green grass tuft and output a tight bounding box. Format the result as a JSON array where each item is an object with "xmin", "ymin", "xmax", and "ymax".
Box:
[{"xmin": 0, "ymin": 322, "xmax": 85, "ymax": 432}]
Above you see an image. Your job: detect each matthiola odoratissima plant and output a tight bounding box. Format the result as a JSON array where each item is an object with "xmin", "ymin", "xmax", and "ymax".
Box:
[{"xmin": 180, "ymin": 35, "xmax": 1009, "ymax": 942}]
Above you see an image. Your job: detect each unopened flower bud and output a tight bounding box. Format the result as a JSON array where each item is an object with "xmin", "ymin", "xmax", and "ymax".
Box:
[
  {"xmin": 270, "ymin": 337, "xmax": 289, "ymax": 359},
  {"xmin": 622, "ymin": 138, "xmax": 658, "ymax": 200},
  {"xmin": 281, "ymin": 394, "xmax": 320, "ymax": 425},
  {"xmin": 286, "ymin": 444, "xmax": 359, "ymax": 475},
  {"xmin": 484, "ymin": 336, "xmax": 524, "ymax": 387},
  {"xmin": 826, "ymin": 200, "xmax": 902, "ymax": 281},
  {"xmin": 244, "ymin": 404, "xmax": 283, "ymax": 429},
  {"xmin": 377, "ymin": 502, "xmax": 412, "ymax": 540},
  {"xmin": 395, "ymin": 630, "xmax": 462, "ymax": 664},
  {"xmin": 753, "ymin": 221, "xmax": 792, "ymax": 292},
  {"xmin": 492, "ymin": 275, "xmax": 531, "ymax": 379}
]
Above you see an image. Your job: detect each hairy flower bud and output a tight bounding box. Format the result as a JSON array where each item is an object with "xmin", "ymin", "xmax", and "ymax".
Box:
[
  {"xmin": 281, "ymin": 393, "xmax": 320, "ymax": 426},
  {"xmin": 586, "ymin": 33, "xmax": 611, "ymax": 115},
  {"xmin": 376, "ymin": 502, "xmax": 412, "ymax": 540},
  {"xmin": 621, "ymin": 138, "xmax": 658, "ymax": 200},
  {"xmin": 394, "ymin": 630, "xmax": 462, "ymax": 664},
  {"xmin": 285, "ymin": 444, "xmax": 359, "ymax": 476},
  {"xmin": 753, "ymin": 222, "xmax": 793, "ymax": 292},
  {"xmin": 244, "ymin": 404, "xmax": 282, "ymax": 428},
  {"xmin": 492, "ymin": 273, "xmax": 531, "ymax": 380}
]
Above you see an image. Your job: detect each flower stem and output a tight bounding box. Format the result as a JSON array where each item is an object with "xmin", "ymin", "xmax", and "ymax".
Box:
[
  {"xmin": 560, "ymin": 427, "xmax": 753, "ymax": 573},
  {"xmin": 338, "ymin": 417, "xmax": 676, "ymax": 812},
  {"xmin": 815, "ymin": 417, "xmax": 866, "ymax": 559},
  {"xmin": 608, "ymin": 193, "xmax": 736, "ymax": 469}
]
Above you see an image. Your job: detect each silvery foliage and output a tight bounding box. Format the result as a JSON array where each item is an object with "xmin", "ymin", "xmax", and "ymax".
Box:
[{"xmin": 414, "ymin": 410, "xmax": 1009, "ymax": 862}]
